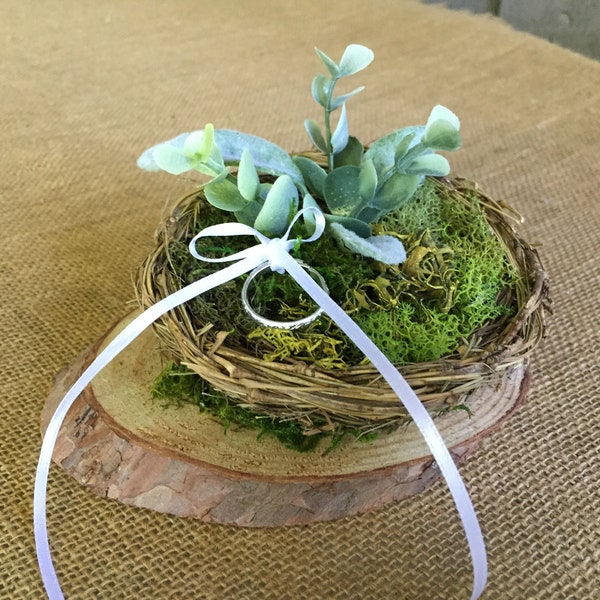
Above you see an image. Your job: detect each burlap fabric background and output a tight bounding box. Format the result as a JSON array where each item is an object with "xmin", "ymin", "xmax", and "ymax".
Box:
[{"xmin": 2, "ymin": 1, "xmax": 598, "ymax": 598}]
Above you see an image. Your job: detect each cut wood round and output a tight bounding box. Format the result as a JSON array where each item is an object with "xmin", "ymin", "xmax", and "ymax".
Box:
[{"xmin": 42, "ymin": 312, "xmax": 530, "ymax": 527}]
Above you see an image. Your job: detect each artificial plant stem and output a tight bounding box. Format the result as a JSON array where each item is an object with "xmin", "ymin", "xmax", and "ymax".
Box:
[{"xmin": 324, "ymin": 76, "xmax": 339, "ymax": 171}]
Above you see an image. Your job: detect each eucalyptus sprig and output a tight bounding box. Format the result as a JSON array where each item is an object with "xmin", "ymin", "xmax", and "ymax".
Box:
[{"xmin": 137, "ymin": 44, "xmax": 462, "ymax": 265}]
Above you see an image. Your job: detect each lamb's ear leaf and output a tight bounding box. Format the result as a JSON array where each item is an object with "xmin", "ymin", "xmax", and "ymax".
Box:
[
  {"xmin": 330, "ymin": 224, "xmax": 407, "ymax": 265},
  {"xmin": 237, "ymin": 148, "xmax": 260, "ymax": 201},
  {"xmin": 204, "ymin": 177, "xmax": 248, "ymax": 212},
  {"xmin": 253, "ymin": 175, "xmax": 299, "ymax": 236},
  {"xmin": 337, "ymin": 44, "xmax": 374, "ymax": 77},
  {"xmin": 293, "ymin": 156, "xmax": 327, "ymax": 198},
  {"xmin": 213, "ymin": 129, "xmax": 304, "ymax": 186},
  {"xmin": 315, "ymin": 47, "xmax": 339, "ymax": 78},
  {"xmin": 304, "ymin": 119, "xmax": 329, "ymax": 154}
]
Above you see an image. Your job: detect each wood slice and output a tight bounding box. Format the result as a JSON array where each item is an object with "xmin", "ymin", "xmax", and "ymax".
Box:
[{"xmin": 42, "ymin": 312, "xmax": 531, "ymax": 527}]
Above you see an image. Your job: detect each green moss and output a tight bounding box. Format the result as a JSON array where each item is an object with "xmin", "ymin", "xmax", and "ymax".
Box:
[{"xmin": 165, "ymin": 179, "xmax": 518, "ymax": 367}]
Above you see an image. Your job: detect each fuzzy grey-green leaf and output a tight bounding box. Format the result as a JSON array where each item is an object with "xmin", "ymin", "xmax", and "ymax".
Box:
[
  {"xmin": 304, "ymin": 119, "xmax": 329, "ymax": 154},
  {"xmin": 293, "ymin": 156, "xmax": 327, "ymax": 198},
  {"xmin": 337, "ymin": 44, "xmax": 374, "ymax": 77},
  {"xmin": 315, "ymin": 47, "xmax": 339, "ymax": 77},
  {"xmin": 253, "ymin": 175, "xmax": 299, "ymax": 236},
  {"xmin": 323, "ymin": 165, "xmax": 363, "ymax": 217},
  {"xmin": 331, "ymin": 104, "xmax": 349, "ymax": 154},
  {"xmin": 311, "ymin": 73, "xmax": 330, "ymax": 107},
  {"xmin": 204, "ymin": 177, "xmax": 249, "ymax": 212},
  {"xmin": 237, "ymin": 148, "xmax": 260, "ymax": 201}
]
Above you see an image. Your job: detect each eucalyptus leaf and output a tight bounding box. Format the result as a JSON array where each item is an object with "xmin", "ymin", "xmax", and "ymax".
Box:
[
  {"xmin": 184, "ymin": 124, "xmax": 215, "ymax": 162},
  {"xmin": 358, "ymin": 158, "xmax": 378, "ymax": 203},
  {"xmin": 373, "ymin": 172, "xmax": 421, "ymax": 213},
  {"xmin": 315, "ymin": 47, "xmax": 339, "ymax": 77},
  {"xmin": 323, "ymin": 165, "xmax": 363, "ymax": 217},
  {"xmin": 363, "ymin": 126, "xmax": 424, "ymax": 175},
  {"xmin": 304, "ymin": 119, "xmax": 329, "ymax": 154},
  {"xmin": 137, "ymin": 132, "xmax": 189, "ymax": 171},
  {"xmin": 422, "ymin": 121, "xmax": 462, "ymax": 151},
  {"xmin": 237, "ymin": 148, "xmax": 260, "ymax": 201},
  {"xmin": 330, "ymin": 224, "xmax": 406, "ymax": 265},
  {"xmin": 405, "ymin": 154, "xmax": 450, "ymax": 176},
  {"xmin": 330, "ymin": 86, "xmax": 365, "ymax": 110},
  {"xmin": 293, "ymin": 156, "xmax": 327, "ymax": 198},
  {"xmin": 331, "ymin": 104, "xmax": 349, "ymax": 154},
  {"xmin": 311, "ymin": 73, "xmax": 330, "ymax": 107},
  {"xmin": 333, "ymin": 135, "xmax": 364, "ymax": 168},
  {"xmin": 337, "ymin": 44, "xmax": 374, "ymax": 77},
  {"xmin": 204, "ymin": 177, "xmax": 249, "ymax": 212},
  {"xmin": 253, "ymin": 175, "xmax": 299, "ymax": 236}
]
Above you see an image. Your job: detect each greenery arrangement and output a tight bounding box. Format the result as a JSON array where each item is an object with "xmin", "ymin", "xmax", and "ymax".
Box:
[{"xmin": 137, "ymin": 44, "xmax": 545, "ymax": 451}]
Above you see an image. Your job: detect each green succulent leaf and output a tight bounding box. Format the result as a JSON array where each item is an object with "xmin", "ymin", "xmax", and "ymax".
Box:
[
  {"xmin": 237, "ymin": 148, "xmax": 260, "ymax": 201},
  {"xmin": 234, "ymin": 200, "xmax": 262, "ymax": 227},
  {"xmin": 330, "ymin": 224, "xmax": 406, "ymax": 265},
  {"xmin": 184, "ymin": 123, "xmax": 215, "ymax": 162},
  {"xmin": 293, "ymin": 156, "xmax": 327, "ymax": 198},
  {"xmin": 311, "ymin": 73, "xmax": 331, "ymax": 107},
  {"xmin": 330, "ymin": 86, "xmax": 365, "ymax": 110},
  {"xmin": 405, "ymin": 154, "xmax": 450, "ymax": 176},
  {"xmin": 323, "ymin": 165, "xmax": 364, "ymax": 217},
  {"xmin": 358, "ymin": 157, "xmax": 378, "ymax": 203},
  {"xmin": 204, "ymin": 177, "xmax": 249, "ymax": 212},
  {"xmin": 333, "ymin": 136, "xmax": 364, "ymax": 168},
  {"xmin": 304, "ymin": 119, "xmax": 329, "ymax": 154},
  {"xmin": 337, "ymin": 44, "xmax": 375, "ymax": 77},
  {"xmin": 315, "ymin": 47, "xmax": 339, "ymax": 77},
  {"xmin": 331, "ymin": 104, "xmax": 349, "ymax": 154},
  {"xmin": 253, "ymin": 175, "xmax": 299, "ymax": 236},
  {"xmin": 301, "ymin": 193, "xmax": 320, "ymax": 235},
  {"xmin": 152, "ymin": 145, "xmax": 194, "ymax": 175},
  {"xmin": 373, "ymin": 172, "xmax": 421, "ymax": 213}
]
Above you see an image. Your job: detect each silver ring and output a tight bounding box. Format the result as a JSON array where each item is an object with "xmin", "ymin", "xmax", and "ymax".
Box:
[{"xmin": 241, "ymin": 261, "xmax": 328, "ymax": 330}]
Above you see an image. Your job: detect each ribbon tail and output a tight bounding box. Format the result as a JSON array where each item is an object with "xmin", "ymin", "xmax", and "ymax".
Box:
[
  {"xmin": 280, "ymin": 253, "xmax": 488, "ymax": 600},
  {"xmin": 34, "ymin": 254, "xmax": 264, "ymax": 599}
]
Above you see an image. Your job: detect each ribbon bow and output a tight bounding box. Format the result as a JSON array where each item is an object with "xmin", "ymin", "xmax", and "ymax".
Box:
[{"xmin": 34, "ymin": 207, "xmax": 487, "ymax": 599}]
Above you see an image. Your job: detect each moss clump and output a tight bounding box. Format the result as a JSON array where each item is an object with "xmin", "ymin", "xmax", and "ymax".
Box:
[
  {"xmin": 151, "ymin": 362, "xmax": 379, "ymax": 453},
  {"xmin": 165, "ymin": 178, "xmax": 518, "ymax": 366}
]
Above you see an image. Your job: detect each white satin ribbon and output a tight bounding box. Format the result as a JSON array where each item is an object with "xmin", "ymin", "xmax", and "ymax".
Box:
[{"xmin": 34, "ymin": 207, "xmax": 487, "ymax": 599}]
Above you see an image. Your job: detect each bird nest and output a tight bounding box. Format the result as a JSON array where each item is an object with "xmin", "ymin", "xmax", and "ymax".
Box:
[{"xmin": 136, "ymin": 176, "xmax": 550, "ymax": 435}]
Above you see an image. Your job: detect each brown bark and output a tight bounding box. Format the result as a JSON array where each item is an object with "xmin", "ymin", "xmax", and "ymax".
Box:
[{"xmin": 42, "ymin": 313, "xmax": 530, "ymax": 526}]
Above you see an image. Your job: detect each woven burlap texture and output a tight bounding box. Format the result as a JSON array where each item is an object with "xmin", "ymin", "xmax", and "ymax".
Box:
[{"xmin": 1, "ymin": 1, "xmax": 598, "ymax": 598}]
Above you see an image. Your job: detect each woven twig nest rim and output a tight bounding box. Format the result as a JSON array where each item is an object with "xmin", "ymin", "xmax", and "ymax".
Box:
[{"xmin": 136, "ymin": 176, "xmax": 550, "ymax": 433}]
